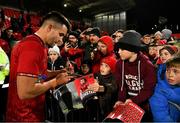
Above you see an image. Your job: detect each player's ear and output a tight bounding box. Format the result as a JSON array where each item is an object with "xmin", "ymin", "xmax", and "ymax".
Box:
[{"xmin": 47, "ymin": 24, "xmax": 53, "ymax": 32}]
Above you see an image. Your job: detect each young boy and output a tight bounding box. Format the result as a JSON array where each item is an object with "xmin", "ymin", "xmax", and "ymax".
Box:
[
  {"xmin": 149, "ymin": 57, "xmax": 180, "ymax": 122},
  {"xmin": 48, "ymin": 45, "xmax": 66, "ymax": 71},
  {"xmin": 113, "ymin": 30, "xmax": 156, "ymax": 122},
  {"xmin": 88, "ymin": 57, "xmax": 118, "ymax": 121}
]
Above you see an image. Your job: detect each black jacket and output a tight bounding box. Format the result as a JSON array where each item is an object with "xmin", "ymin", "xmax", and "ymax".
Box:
[
  {"xmin": 47, "ymin": 56, "xmax": 67, "ymax": 71},
  {"xmin": 94, "ymin": 73, "xmax": 118, "ymax": 119}
]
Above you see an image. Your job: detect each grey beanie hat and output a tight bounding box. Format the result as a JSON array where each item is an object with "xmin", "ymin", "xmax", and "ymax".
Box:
[
  {"xmin": 161, "ymin": 29, "xmax": 172, "ymax": 40},
  {"xmin": 154, "ymin": 31, "xmax": 162, "ymax": 38}
]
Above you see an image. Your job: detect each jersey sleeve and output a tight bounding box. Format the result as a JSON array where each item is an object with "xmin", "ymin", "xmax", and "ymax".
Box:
[{"xmin": 17, "ymin": 41, "xmax": 44, "ymax": 77}]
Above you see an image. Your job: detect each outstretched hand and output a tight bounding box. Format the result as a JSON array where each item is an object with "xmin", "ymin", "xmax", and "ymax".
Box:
[
  {"xmin": 56, "ymin": 70, "xmax": 73, "ymax": 86},
  {"xmin": 88, "ymin": 82, "xmax": 100, "ymax": 92},
  {"xmin": 47, "ymin": 69, "xmax": 68, "ymax": 81},
  {"xmin": 113, "ymin": 101, "xmax": 124, "ymax": 109}
]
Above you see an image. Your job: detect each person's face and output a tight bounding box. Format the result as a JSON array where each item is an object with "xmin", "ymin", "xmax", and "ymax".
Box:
[
  {"xmin": 166, "ymin": 66, "xmax": 180, "ymax": 85},
  {"xmin": 118, "ymin": 49, "xmax": 134, "ymax": 60},
  {"xmin": 80, "ymin": 78, "xmax": 86, "ymax": 85},
  {"xmin": 114, "ymin": 32, "xmax": 123, "ymax": 43},
  {"xmin": 7, "ymin": 30, "xmax": 13, "ymax": 37},
  {"xmin": 47, "ymin": 24, "xmax": 67, "ymax": 46},
  {"xmin": 49, "ymin": 51, "xmax": 59, "ymax": 62},
  {"xmin": 100, "ymin": 62, "xmax": 111, "ymax": 75},
  {"xmin": 81, "ymin": 64, "xmax": 90, "ymax": 74},
  {"xmin": 142, "ymin": 36, "xmax": 151, "ymax": 44},
  {"xmin": 160, "ymin": 49, "xmax": 172, "ymax": 63},
  {"xmin": 89, "ymin": 34, "xmax": 99, "ymax": 44},
  {"xmin": 68, "ymin": 35, "xmax": 77, "ymax": 45},
  {"xmin": 154, "ymin": 34, "xmax": 161, "ymax": 40},
  {"xmin": 148, "ymin": 46, "xmax": 158, "ymax": 57},
  {"xmin": 148, "ymin": 47, "xmax": 155, "ymax": 56},
  {"xmin": 97, "ymin": 42, "xmax": 107, "ymax": 55}
]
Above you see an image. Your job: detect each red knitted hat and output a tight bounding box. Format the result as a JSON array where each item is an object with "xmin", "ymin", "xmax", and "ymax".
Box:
[{"xmin": 101, "ymin": 57, "xmax": 117, "ymax": 73}]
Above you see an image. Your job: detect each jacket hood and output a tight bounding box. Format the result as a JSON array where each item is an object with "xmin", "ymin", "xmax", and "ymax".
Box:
[
  {"xmin": 99, "ymin": 36, "xmax": 114, "ymax": 54},
  {"xmin": 125, "ymin": 52, "xmax": 150, "ymax": 66}
]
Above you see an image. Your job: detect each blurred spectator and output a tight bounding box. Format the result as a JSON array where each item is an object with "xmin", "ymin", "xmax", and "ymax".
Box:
[
  {"xmin": 112, "ymin": 29, "xmax": 124, "ymax": 59},
  {"xmin": 161, "ymin": 29, "xmax": 172, "ymax": 42},
  {"xmin": 0, "ymin": 38, "xmax": 10, "ymax": 57},
  {"xmin": 0, "ymin": 8, "xmax": 5, "ymax": 22},
  {"xmin": 156, "ymin": 45, "xmax": 178, "ymax": 64},
  {"xmin": 0, "ymin": 46, "xmax": 9, "ymax": 121}
]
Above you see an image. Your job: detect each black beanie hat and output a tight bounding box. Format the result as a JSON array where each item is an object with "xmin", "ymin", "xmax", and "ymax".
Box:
[
  {"xmin": 69, "ymin": 31, "xmax": 79, "ymax": 39},
  {"xmin": 88, "ymin": 27, "xmax": 101, "ymax": 37},
  {"xmin": 116, "ymin": 30, "xmax": 145, "ymax": 53}
]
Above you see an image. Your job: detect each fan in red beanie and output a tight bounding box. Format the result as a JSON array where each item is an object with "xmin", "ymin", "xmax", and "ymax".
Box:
[
  {"xmin": 88, "ymin": 56, "xmax": 118, "ymax": 121},
  {"xmin": 101, "ymin": 57, "xmax": 117, "ymax": 74}
]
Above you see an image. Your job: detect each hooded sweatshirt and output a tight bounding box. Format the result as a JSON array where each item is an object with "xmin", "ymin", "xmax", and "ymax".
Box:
[{"xmin": 115, "ymin": 52, "xmax": 156, "ymax": 106}]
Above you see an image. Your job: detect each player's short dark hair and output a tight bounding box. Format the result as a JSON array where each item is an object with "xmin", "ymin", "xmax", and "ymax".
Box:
[{"xmin": 41, "ymin": 11, "xmax": 71, "ymax": 33}]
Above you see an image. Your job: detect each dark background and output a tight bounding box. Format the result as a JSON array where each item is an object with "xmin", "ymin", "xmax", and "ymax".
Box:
[{"xmin": 0, "ymin": 0, "xmax": 179, "ymax": 34}]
